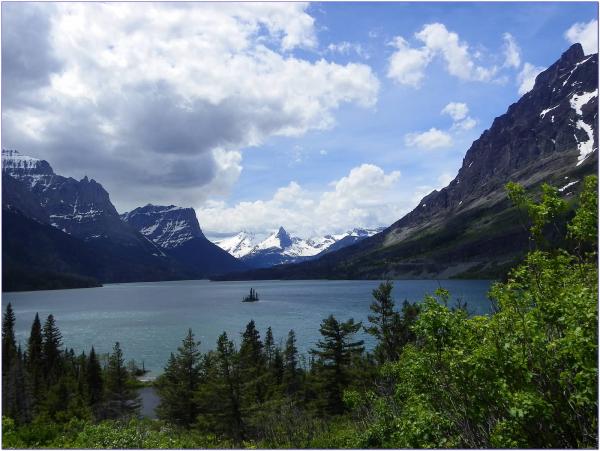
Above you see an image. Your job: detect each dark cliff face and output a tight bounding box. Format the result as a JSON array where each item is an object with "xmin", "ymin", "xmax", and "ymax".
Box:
[{"xmin": 388, "ymin": 44, "xmax": 597, "ymax": 240}]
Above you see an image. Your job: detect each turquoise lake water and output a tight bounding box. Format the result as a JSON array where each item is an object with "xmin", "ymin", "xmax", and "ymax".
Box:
[{"xmin": 4, "ymin": 279, "xmax": 493, "ymax": 377}]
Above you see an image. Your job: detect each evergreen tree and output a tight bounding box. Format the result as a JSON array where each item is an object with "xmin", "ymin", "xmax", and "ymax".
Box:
[
  {"xmin": 283, "ymin": 329, "xmax": 300, "ymax": 396},
  {"xmin": 41, "ymin": 314, "xmax": 63, "ymax": 383},
  {"xmin": 311, "ymin": 315, "xmax": 364, "ymax": 414},
  {"xmin": 156, "ymin": 329, "xmax": 202, "ymax": 427},
  {"xmin": 87, "ymin": 347, "xmax": 103, "ymax": 409},
  {"xmin": 204, "ymin": 332, "xmax": 244, "ymax": 444},
  {"xmin": 264, "ymin": 326, "xmax": 275, "ymax": 367},
  {"xmin": 239, "ymin": 320, "xmax": 267, "ymax": 406},
  {"xmin": 26, "ymin": 313, "xmax": 44, "ymax": 405},
  {"xmin": 4, "ymin": 345, "xmax": 32, "ymax": 424},
  {"xmin": 2, "ymin": 303, "xmax": 17, "ymax": 373},
  {"xmin": 104, "ymin": 342, "xmax": 140, "ymax": 419},
  {"xmin": 365, "ymin": 281, "xmax": 398, "ymax": 363}
]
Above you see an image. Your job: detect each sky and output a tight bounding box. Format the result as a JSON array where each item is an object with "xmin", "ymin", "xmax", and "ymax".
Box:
[{"xmin": 2, "ymin": 1, "xmax": 598, "ymax": 239}]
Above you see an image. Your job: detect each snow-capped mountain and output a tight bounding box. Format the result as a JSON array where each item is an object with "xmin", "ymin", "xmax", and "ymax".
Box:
[
  {"xmin": 215, "ymin": 231, "xmax": 256, "ymax": 258},
  {"xmin": 121, "ymin": 204, "xmax": 205, "ymax": 249},
  {"xmin": 213, "ymin": 226, "xmax": 383, "ymax": 268},
  {"xmin": 122, "ymin": 204, "xmax": 247, "ymax": 276}
]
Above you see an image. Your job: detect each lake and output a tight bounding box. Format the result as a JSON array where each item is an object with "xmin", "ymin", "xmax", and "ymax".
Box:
[{"xmin": 4, "ymin": 279, "xmax": 493, "ymax": 377}]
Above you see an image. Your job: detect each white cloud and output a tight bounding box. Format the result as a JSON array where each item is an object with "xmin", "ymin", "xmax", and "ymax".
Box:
[
  {"xmin": 502, "ymin": 33, "xmax": 521, "ymax": 68},
  {"xmin": 415, "ymin": 23, "xmax": 498, "ymax": 82},
  {"xmin": 565, "ymin": 19, "xmax": 598, "ymax": 55},
  {"xmin": 516, "ymin": 62, "xmax": 545, "ymax": 95},
  {"xmin": 454, "ymin": 116, "xmax": 477, "ymax": 131},
  {"xmin": 405, "ymin": 128, "xmax": 453, "ymax": 150},
  {"xmin": 197, "ymin": 164, "xmax": 404, "ymax": 237},
  {"xmin": 387, "ymin": 37, "xmax": 432, "ymax": 87},
  {"xmin": 388, "ymin": 23, "xmax": 507, "ymax": 87},
  {"xmin": 2, "ymin": 2, "xmax": 379, "ymax": 211},
  {"xmin": 441, "ymin": 102, "xmax": 469, "ymax": 121},
  {"xmin": 327, "ymin": 41, "xmax": 368, "ymax": 58},
  {"xmin": 442, "ymin": 103, "xmax": 477, "ymax": 131}
]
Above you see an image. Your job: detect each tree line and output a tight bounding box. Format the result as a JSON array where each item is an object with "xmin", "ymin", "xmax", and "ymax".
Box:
[{"xmin": 2, "ymin": 310, "xmax": 140, "ymax": 425}]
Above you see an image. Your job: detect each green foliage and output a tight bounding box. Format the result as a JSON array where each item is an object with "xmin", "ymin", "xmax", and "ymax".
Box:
[
  {"xmin": 353, "ymin": 179, "xmax": 598, "ymax": 448},
  {"xmin": 568, "ymin": 175, "xmax": 598, "ymax": 251},
  {"xmin": 506, "ymin": 181, "xmax": 568, "ymax": 247}
]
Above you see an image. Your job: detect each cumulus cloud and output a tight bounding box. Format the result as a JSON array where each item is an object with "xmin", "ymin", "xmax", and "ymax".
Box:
[
  {"xmin": 502, "ymin": 33, "xmax": 521, "ymax": 68},
  {"xmin": 441, "ymin": 102, "xmax": 477, "ymax": 131},
  {"xmin": 405, "ymin": 128, "xmax": 453, "ymax": 150},
  {"xmin": 441, "ymin": 102, "xmax": 468, "ymax": 121},
  {"xmin": 516, "ymin": 62, "xmax": 545, "ymax": 95},
  {"xmin": 1, "ymin": 2, "xmax": 379, "ymax": 211},
  {"xmin": 565, "ymin": 19, "xmax": 598, "ymax": 55},
  {"xmin": 387, "ymin": 37, "xmax": 432, "ymax": 87},
  {"xmin": 197, "ymin": 164, "xmax": 405, "ymax": 237},
  {"xmin": 388, "ymin": 23, "xmax": 498, "ymax": 87}
]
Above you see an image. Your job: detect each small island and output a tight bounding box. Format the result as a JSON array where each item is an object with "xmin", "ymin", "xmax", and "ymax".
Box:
[{"xmin": 242, "ymin": 287, "xmax": 259, "ymax": 302}]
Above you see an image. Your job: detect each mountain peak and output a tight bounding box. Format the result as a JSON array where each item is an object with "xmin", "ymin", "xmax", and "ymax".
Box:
[
  {"xmin": 275, "ymin": 226, "xmax": 292, "ymax": 247},
  {"xmin": 561, "ymin": 43, "xmax": 585, "ymax": 63}
]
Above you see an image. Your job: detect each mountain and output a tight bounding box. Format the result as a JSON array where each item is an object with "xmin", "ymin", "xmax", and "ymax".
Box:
[
  {"xmin": 122, "ymin": 205, "xmax": 246, "ymax": 276},
  {"xmin": 214, "ymin": 231, "xmax": 256, "ymax": 259},
  {"xmin": 214, "ymin": 226, "xmax": 383, "ymax": 268},
  {"xmin": 213, "ymin": 44, "xmax": 598, "ymax": 281},
  {"xmin": 2, "ymin": 151, "xmax": 197, "ymax": 290}
]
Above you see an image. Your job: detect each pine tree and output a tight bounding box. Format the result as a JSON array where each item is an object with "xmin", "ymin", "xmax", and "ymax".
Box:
[
  {"xmin": 87, "ymin": 347, "xmax": 103, "ymax": 409},
  {"xmin": 104, "ymin": 342, "xmax": 140, "ymax": 419},
  {"xmin": 264, "ymin": 326, "xmax": 275, "ymax": 367},
  {"xmin": 212, "ymin": 332, "xmax": 244, "ymax": 443},
  {"xmin": 283, "ymin": 329, "xmax": 300, "ymax": 396},
  {"xmin": 26, "ymin": 313, "xmax": 44, "ymax": 406},
  {"xmin": 156, "ymin": 329, "xmax": 202, "ymax": 427},
  {"xmin": 4, "ymin": 345, "xmax": 32, "ymax": 424},
  {"xmin": 364, "ymin": 281, "xmax": 398, "ymax": 362},
  {"xmin": 42, "ymin": 314, "xmax": 63, "ymax": 383},
  {"xmin": 239, "ymin": 320, "xmax": 267, "ymax": 406},
  {"xmin": 311, "ymin": 315, "xmax": 364, "ymax": 414},
  {"xmin": 2, "ymin": 303, "xmax": 17, "ymax": 373}
]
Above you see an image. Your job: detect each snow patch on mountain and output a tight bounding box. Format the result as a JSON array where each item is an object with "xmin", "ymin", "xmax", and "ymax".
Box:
[
  {"xmin": 570, "ymin": 89, "xmax": 598, "ymax": 115},
  {"xmin": 569, "ymin": 89, "xmax": 598, "ymax": 165}
]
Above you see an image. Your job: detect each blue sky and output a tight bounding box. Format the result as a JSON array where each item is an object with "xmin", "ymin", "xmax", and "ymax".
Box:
[{"xmin": 2, "ymin": 2, "xmax": 597, "ymax": 238}]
